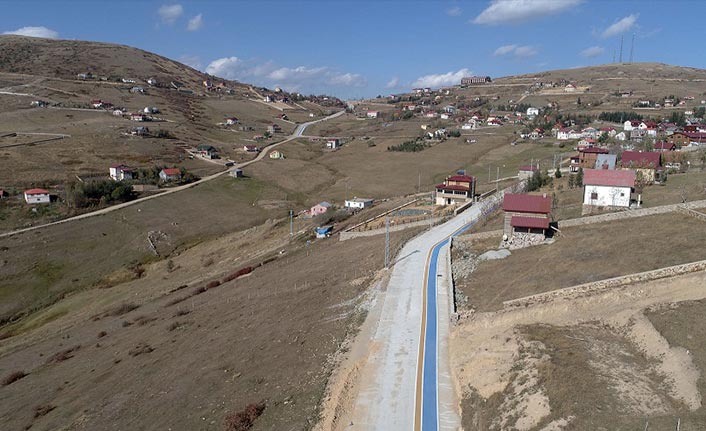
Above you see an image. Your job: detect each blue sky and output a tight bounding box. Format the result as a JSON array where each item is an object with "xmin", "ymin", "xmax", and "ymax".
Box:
[{"xmin": 1, "ymin": 1, "xmax": 704, "ymax": 99}]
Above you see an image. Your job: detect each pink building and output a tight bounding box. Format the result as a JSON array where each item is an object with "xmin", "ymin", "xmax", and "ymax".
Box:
[{"xmin": 310, "ymin": 201, "xmax": 331, "ymax": 217}]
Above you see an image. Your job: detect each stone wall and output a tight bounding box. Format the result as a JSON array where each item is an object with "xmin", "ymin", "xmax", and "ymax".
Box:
[{"xmin": 502, "ymin": 259, "xmax": 706, "ymax": 309}]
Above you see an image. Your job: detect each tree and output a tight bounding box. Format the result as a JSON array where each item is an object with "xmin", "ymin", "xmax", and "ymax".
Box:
[
  {"xmin": 567, "ymin": 174, "xmax": 575, "ymax": 189},
  {"xmin": 555, "ymin": 168, "xmax": 562, "ymax": 178},
  {"xmin": 576, "ymin": 168, "xmax": 584, "ymax": 187}
]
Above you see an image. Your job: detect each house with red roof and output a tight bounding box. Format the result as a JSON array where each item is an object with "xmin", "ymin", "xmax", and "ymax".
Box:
[
  {"xmin": 518, "ymin": 165, "xmax": 539, "ymax": 180},
  {"xmin": 501, "ymin": 193, "xmax": 552, "ymax": 239},
  {"xmin": 24, "ymin": 188, "xmax": 50, "ymax": 204},
  {"xmin": 668, "ymin": 131, "xmax": 706, "ymax": 147},
  {"xmin": 582, "ymin": 169, "xmax": 635, "ymax": 209},
  {"xmin": 159, "ymin": 168, "xmax": 182, "ymax": 182},
  {"xmin": 435, "ymin": 174, "xmax": 476, "ymax": 206},
  {"xmin": 620, "ymin": 151, "xmax": 661, "ymax": 183},
  {"xmin": 654, "ymin": 141, "xmax": 676, "ymax": 152}
]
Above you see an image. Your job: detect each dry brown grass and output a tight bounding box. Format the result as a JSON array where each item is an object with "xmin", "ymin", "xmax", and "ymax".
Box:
[{"xmin": 457, "ymin": 212, "xmax": 706, "ymax": 311}]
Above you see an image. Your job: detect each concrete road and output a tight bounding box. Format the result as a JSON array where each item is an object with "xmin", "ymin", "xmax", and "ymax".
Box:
[
  {"xmin": 0, "ymin": 110, "xmax": 344, "ymax": 238},
  {"xmin": 349, "ymin": 193, "xmax": 504, "ymax": 430}
]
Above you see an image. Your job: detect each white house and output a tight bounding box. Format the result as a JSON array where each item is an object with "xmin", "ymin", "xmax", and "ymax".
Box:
[
  {"xmin": 24, "ymin": 188, "xmax": 50, "ymax": 204},
  {"xmin": 615, "ymin": 131, "xmax": 627, "ymax": 141},
  {"xmin": 326, "ymin": 139, "xmax": 340, "ymax": 149},
  {"xmin": 526, "ymin": 107, "xmax": 539, "ymax": 117},
  {"xmin": 582, "ymin": 169, "xmax": 635, "ymax": 208},
  {"xmin": 345, "ymin": 197, "xmax": 373, "ymax": 209},
  {"xmin": 109, "ymin": 164, "xmax": 134, "ymax": 181},
  {"xmin": 366, "ymin": 111, "xmax": 379, "ymax": 119}
]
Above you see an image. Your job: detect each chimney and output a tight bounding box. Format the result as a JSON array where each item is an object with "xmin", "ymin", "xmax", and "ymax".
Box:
[{"xmin": 543, "ymin": 193, "xmax": 547, "ymax": 198}]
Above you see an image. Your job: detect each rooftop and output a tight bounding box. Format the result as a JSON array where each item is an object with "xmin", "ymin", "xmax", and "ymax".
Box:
[
  {"xmin": 583, "ymin": 168, "xmax": 636, "ymax": 187},
  {"xmin": 502, "ymin": 193, "xmax": 552, "ymax": 214}
]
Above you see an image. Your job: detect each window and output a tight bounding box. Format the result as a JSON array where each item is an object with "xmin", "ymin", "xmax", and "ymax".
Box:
[
  {"xmin": 590, "ymin": 192, "xmax": 598, "ymax": 200},
  {"xmin": 620, "ymin": 192, "xmax": 625, "ymax": 197}
]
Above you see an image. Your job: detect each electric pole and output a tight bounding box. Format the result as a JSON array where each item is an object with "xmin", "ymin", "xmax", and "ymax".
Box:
[
  {"xmin": 289, "ymin": 209, "xmax": 293, "ymax": 236},
  {"xmin": 384, "ymin": 216, "xmax": 390, "ymax": 268}
]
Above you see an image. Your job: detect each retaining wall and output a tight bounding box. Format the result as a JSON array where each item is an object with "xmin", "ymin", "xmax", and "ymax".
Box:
[{"xmin": 502, "ymin": 259, "xmax": 706, "ymax": 309}]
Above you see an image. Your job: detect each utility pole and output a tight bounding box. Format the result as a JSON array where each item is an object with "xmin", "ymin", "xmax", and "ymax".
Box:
[
  {"xmin": 289, "ymin": 209, "xmax": 293, "ymax": 236},
  {"xmin": 488, "ymin": 164, "xmax": 491, "ymax": 183},
  {"xmin": 418, "ymin": 172, "xmax": 421, "ymax": 194},
  {"xmin": 384, "ymin": 216, "xmax": 390, "ymax": 268},
  {"xmin": 496, "ymin": 166, "xmax": 500, "ymax": 192},
  {"xmin": 619, "ymin": 35, "xmax": 624, "ymax": 63},
  {"xmin": 629, "ymin": 33, "xmax": 635, "ymax": 63}
]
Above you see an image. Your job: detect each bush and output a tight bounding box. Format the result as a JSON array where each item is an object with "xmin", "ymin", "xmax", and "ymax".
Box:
[
  {"xmin": 206, "ymin": 280, "xmax": 221, "ymax": 289},
  {"xmin": 97, "ymin": 331, "xmax": 107, "ymax": 338},
  {"xmin": 46, "ymin": 345, "xmax": 80, "ymax": 364},
  {"xmin": 1, "ymin": 370, "xmax": 27, "ymax": 386},
  {"xmin": 222, "ymin": 266, "xmax": 253, "ymax": 283},
  {"xmin": 388, "ymin": 139, "xmax": 429, "ymax": 152},
  {"xmin": 224, "ymin": 401, "xmax": 266, "ymax": 431},
  {"xmin": 109, "ymin": 302, "xmax": 139, "ymax": 316},
  {"xmin": 34, "ymin": 404, "xmax": 56, "ymax": 418}
]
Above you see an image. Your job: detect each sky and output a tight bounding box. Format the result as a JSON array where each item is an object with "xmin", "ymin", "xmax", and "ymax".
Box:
[{"xmin": 1, "ymin": 0, "xmax": 705, "ymax": 99}]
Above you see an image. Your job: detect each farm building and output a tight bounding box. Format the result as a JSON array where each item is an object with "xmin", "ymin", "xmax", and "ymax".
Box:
[
  {"xmin": 229, "ymin": 168, "xmax": 243, "ymax": 178},
  {"xmin": 24, "ymin": 188, "xmax": 50, "ymax": 204},
  {"xmin": 517, "ymin": 165, "xmax": 539, "ymax": 180},
  {"xmin": 269, "ymin": 150, "xmax": 285, "ymax": 159},
  {"xmin": 460, "ymin": 76, "xmax": 491, "ymax": 85},
  {"xmin": 502, "ymin": 193, "xmax": 552, "ymax": 239},
  {"xmin": 196, "ymin": 144, "xmax": 218, "ymax": 159},
  {"xmin": 435, "ymin": 174, "xmax": 476, "ymax": 206},
  {"xmin": 345, "ymin": 198, "xmax": 373, "ymax": 209},
  {"xmin": 582, "ymin": 169, "xmax": 635, "ymax": 209},
  {"xmin": 326, "ymin": 139, "xmax": 341, "ymax": 149}
]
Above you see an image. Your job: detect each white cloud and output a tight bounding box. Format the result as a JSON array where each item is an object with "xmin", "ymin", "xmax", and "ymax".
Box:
[
  {"xmin": 493, "ymin": 44, "xmax": 517, "ymax": 56},
  {"xmin": 601, "ymin": 14, "xmax": 637, "ymax": 38},
  {"xmin": 580, "ymin": 46, "xmax": 605, "ymax": 58},
  {"xmin": 447, "ymin": 6, "xmax": 462, "ymax": 16},
  {"xmin": 412, "ymin": 68, "xmax": 471, "ymax": 88},
  {"xmin": 158, "ymin": 4, "xmax": 183, "ymax": 24},
  {"xmin": 473, "ymin": 0, "xmax": 581, "ymax": 25},
  {"xmin": 3, "ymin": 26, "xmax": 59, "ymax": 39},
  {"xmin": 494, "ymin": 44, "xmax": 537, "ymax": 58},
  {"xmin": 186, "ymin": 13, "xmax": 203, "ymax": 31},
  {"xmin": 328, "ymin": 72, "xmax": 366, "ymax": 87},
  {"xmin": 386, "ymin": 77, "xmax": 400, "ymax": 88},
  {"xmin": 205, "ymin": 57, "xmax": 366, "ymax": 91},
  {"xmin": 205, "ymin": 56, "xmax": 243, "ymax": 79}
]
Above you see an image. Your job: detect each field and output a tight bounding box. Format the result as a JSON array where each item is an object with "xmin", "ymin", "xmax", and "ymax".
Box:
[
  {"xmin": 454, "ymin": 211, "xmax": 706, "ymax": 312},
  {"xmin": 0, "ymin": 204, "xmax": 424, "ymax": 431},
  {"xmin": 0, "ymin": 175, "xmax": 290, "ymax": 322}
]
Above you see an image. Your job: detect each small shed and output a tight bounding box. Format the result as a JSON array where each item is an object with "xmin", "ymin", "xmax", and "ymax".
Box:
[
  {"xmin": 230, "ymin": 168, "xmax": 244, "ymax": 178},
  {"xmin": 502, "ymin": 193, "xmax": 552, "ymax": 238},
  {"xmin": 159, "ymin": 168, "xmax": 182, "ymax": 182},
  {"xmin": 315, "ymin": 225, "xmax": 333, "ymax": 238}
]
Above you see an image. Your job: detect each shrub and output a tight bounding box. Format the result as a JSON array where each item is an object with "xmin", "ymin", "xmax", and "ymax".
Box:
[
  {"xmin": 109, "ymin": 303, "xmax": 139, "ymax": 316},
  {"xmin": 1, "ymin": 370, "xmax": 27, "ymax": 386},
  {"xmin": 166, "ymin": 296, "xmax": 189, "ymax": 307},
  {"xmin": 46, "ymin": 345, "xmax": 80, "ymax": 364},
  {"xmin": 206, "ymin": 280, "xmax": 221, "ymax": 289},
  {"xmin": 224, "ymin": 401, "xmax": 266, "ymax": 431},
  {"xmin": 128, "ymin": 343, "xmax": 154, "ymax": 357},
  {"xmin": 34, "ymin": 404, "xmax": 56, "ymax": 418},
  {"xmin": 222, "ymin": 267, "xmax": 253, "ymax": 283},
  {"xmin": 173, "ymin": 309, "xmax": 190, "ymax": 317},
  {"xmin": 97, "ymin": 331, "xmax": 107, "ymax": 338},
  {"xmin": 192, "ymin": 286, "xmax": 207, "ymax": 296},
  {"xmin": 387, "ymin": 140, "xmax": 429, "ymax": 152}
]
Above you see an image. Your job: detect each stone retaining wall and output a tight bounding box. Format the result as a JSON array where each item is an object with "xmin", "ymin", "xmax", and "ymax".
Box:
[
  {"xmin": 338, "ymin": 217, "xmax": 444, "ymax": 241},
  {"xmin": 502, "ymin": 259, "xmax": 706, "ymax": 309}
]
